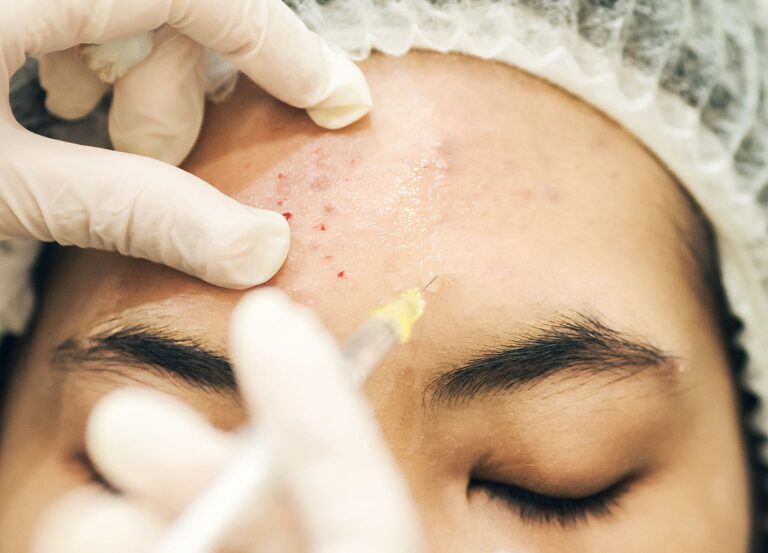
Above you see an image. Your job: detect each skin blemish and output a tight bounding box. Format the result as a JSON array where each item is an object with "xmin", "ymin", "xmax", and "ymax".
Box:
[
  {"xmin": 276, "ymin": 199, "xmax": 285, "ymax": 207},
  {"xmin": 337, "ymin": 271, "xmax": 346, "ymax": 279},
  {"xmin": 323, "ymin": 204, "xmax": 335, "ymax": 214},
  {"xmin": 536, "ymin": 181, "xmax": 561, "ymax": 202},
  {"xmin": 350, "ymin": 158, "xmax": 358, "ymax": 166},
  {"xmin": 310, "ymin": 173, "xmax": 331, "ymax": 191},
  {"xmin": 282, "ymin": 212, "xmax": 293, "ymax": 221},
  {"xmin": 324, "ymin": 255, "xmax": 334, "ymax": 261},
  {"xmin": 277, "ymin": 172, "xmax": 287, "ymax": 179},
  {"xmin": 512, "ymin": 187, "xmax": 533, "ymax": 201},
  {"xmin": 315, "ymin": 223, "xmax": 327, "ymax": 231}
]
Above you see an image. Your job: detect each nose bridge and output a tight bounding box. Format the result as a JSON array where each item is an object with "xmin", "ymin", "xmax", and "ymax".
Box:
[{"xmin": 367, "ymin": 385, "xmax": 478, "ymax": 552}]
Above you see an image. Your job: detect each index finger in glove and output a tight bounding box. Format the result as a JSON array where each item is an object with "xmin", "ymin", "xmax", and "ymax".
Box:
[
  {"xmin": 229, "ymin": 289, "xmax": 422, "ymax": 553},
  {"xmin": 0, "ymin": 130, "xmax": 289, "ymax": 288},
  {"xmin": 9, "ymin": 0, "xmax": 371, "ymax": 129}
]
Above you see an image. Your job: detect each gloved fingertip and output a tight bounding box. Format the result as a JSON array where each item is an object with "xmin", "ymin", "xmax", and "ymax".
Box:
[
  {"xmin": 38, "ymin": 50, "xmax": 107, "ymax": 120},
  {"xmin": 306, "ymin": 57, "xmax": 372, "ymax": 130},
  {"xmin": 230, "ymin": 288, "xmax": 315, "ymax": 357},
  {"xmin": 230, "ymin": 288, "xmax": 309, "ymax": 339},
  {"xmin": 79, "ymin": 32, "xmax": 155, "ymax": 84},
  {"xmin": 307, "ymin": 103, "xmax": 372, "ymax": 130},
  {"xmin": 31, "ymin": 487, "xmax": 162, "ymax": 553},
  {"xmin": 229, "ymin": 287, "xmax": 341, "ymax": 399},
  {"xmin": 201, "ymin": 207, "xmax": 291, "ymax": 289},
  {"xmin": 86, "ymin": 387, "xmax": 160, "ymax": 486}
]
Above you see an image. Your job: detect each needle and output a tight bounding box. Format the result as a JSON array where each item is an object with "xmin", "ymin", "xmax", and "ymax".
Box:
[{"xmin": 421, "ymin": 274, "xmax": 439, "ymax": 293}]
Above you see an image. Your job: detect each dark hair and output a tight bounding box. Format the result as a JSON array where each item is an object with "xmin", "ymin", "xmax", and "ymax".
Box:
[
  {"xmin": 682, "ymin": 189, "xmax": 768, "ymax": 551},
  {"xmin": 729, "ymin": 314, "xmax": 768, "ymax": 551}
]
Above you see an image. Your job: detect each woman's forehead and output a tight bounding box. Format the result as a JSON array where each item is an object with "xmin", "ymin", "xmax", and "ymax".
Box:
[{"xmin": 43, "ymin": 53, "xmax": 707, "ymax": 370}]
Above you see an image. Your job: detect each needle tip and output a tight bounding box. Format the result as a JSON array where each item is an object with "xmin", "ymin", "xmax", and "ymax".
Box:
[{"xmin": 421, "ymin": 274, "xmax": 439, "ymax": 293}]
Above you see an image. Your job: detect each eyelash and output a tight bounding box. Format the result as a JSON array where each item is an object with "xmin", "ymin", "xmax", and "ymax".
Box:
[
  {"xmin": 75, "ymin": 451, "xmax": 116, "ymax": 493},
  {"xmin": 470, "ymin": 478, "xmax": 628, "ymax": 528}
]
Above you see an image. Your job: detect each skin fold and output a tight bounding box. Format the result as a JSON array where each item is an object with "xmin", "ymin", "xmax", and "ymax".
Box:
[{"xmin": 0, "ymin": 51, "xmax": 752, "ymax": 552}]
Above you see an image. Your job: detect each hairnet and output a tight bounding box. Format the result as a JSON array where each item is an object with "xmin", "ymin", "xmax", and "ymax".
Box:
[{"xmin": 5, "ymin": 0, "xmax": 768, "ymax": 474}]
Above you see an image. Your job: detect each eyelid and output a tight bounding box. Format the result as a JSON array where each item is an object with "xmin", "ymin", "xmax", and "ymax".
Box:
[
  {"xmin": 469, "ymin": 476, "xmax": 632, "ymax": 528},
  {"xmin": 74, "ymin": 450, "xmax": 117, "ymax": 493}
]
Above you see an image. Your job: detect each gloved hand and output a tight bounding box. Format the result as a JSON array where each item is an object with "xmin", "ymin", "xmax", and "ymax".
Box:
[
  {"xmin": 31, "ymin": 289, "xmax": 422, "ymax": 553},
  {"xmin": 0, "ymin": 0, "xmax": 372, "ymax": 289}
]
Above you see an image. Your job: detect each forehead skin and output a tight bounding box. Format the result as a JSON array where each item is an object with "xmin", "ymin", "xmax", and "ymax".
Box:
[{"xmin": 0, "ymin": 52, "xmax": 750, "ymax": 551}]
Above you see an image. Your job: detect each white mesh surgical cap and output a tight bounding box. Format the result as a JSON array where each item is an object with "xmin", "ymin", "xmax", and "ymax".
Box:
[{"xmin": 4, "ymin": 0, "xmax": 768, "ymax": 470}]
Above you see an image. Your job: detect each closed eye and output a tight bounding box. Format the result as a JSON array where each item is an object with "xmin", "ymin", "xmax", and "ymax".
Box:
[{"xmin": 469, "ymin": 477, "xmax": 632, "ymax": 528}]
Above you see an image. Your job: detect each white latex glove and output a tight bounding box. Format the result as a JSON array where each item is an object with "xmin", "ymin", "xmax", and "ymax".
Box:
[
  {"xmin": 32, "ymin": 289, "xmax": 422, "ymax": 553},
  {"xmin": 1, "ymin": 0, "xmax": 372, "ymax": 289}
]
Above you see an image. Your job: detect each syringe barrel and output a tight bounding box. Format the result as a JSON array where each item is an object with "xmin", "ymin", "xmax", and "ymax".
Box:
[{"xmin": 343, "ymin": 317, "xmax": 400, "ymax": 385}]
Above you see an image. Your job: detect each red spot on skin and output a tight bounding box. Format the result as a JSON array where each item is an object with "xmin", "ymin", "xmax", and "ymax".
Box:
[
  {"xmin": 277, "ymin": 172, "xmax": 287, "ymax": 179},
  {"xmin": 276, "ymin": 199, "xmax": 285, "ymax": 207},
  {"xmin": 323, "ymin": 204, "xmax": 335, "ymax": 214},
  {"xmin": 282, "ymin": 212, "xmax": 293, "ymax": 221},
  {"xmin": 324, "ymin": 255, "xmax": 334, "ymax": 261},
  {"xmin": 315, "ymin": 223, "xmax": 327, "ymax": 231},
  {"xmin": 337, "ymin": 271, "xmax": 345, "ymax": 279}
]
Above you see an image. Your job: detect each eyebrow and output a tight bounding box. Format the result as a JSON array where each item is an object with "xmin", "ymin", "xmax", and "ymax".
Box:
[
  {"xmin": 52, "ymin": 325, "xmax": 237, "ymax": 392},
  {"xmin": 424, "ymin": 313, "xmax": 676, "ymax": 408},
  {"xmin": 52, "ymin": 313, "xmax": 675, "ymax": 404}
]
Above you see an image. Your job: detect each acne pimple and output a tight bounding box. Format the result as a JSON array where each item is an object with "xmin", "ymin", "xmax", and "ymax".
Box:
[
  {"xmin": 276, "ymin": 199, "xmax": 285, "ymax": 207},
  {"xmin": 323, "ymin": 204, "xmax": 335, "ymax": 214},
  {"xmin": 315, "ymin": 223, "xmax": 327, "ymax": 231},
  {"xmin": 277, "ymin": 172, "xmax": 287, "ymax": 179},
  {"xmin": 337, "ymin": 270, "xmax": 346, "ymax": 279},
  {"xmin": 282, "ymin": 212, "xmax": 293, "ymax": 221},
  {"xmin": 324, "ymin": 255, "xmax": 334, "ymax": 261}
]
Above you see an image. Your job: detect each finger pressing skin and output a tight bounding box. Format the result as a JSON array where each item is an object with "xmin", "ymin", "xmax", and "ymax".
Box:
[
  {"xmin": 109, "ymin": 27, "xmax": 207, "ymax": 165},
  {"xmin": 0, "ymin": 129, "xmax": 290, "ymax": 288},
  {"xmin": 230, "ymin": 289, "xmax": 423, "ymax": 553},
  {"xmin": 30, "ymin": 487, "xmax": 164, "ymax": 553},
  {"xmin": 87, "ymin": 387, "xmax": 237, "ymax": 514},
  {"xmin": 37, "ymin": 48, "xmax": 107, "ymax": 120}
]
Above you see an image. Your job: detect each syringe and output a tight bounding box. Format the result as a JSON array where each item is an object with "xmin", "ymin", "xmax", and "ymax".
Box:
[{"xmin": 151, "ymin": 281, "xmax": 434, "ymax": 553}]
